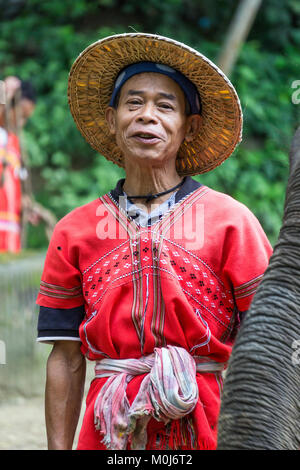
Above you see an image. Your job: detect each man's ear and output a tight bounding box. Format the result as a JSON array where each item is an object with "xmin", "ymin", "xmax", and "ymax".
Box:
[
  {"xmin": 184, "ymin": 115, "xmax": 202, "ymax": 143},
  {"xmin": 105, "ymin": 107, "xmax": 117, "ymax": 135}
]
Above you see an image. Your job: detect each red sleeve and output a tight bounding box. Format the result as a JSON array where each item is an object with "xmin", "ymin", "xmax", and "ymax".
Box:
[
  {"xmin": 36, "ymin": 220, "xmax": 84, "ymax": 309},
  {"xmin": 222, "ymin": 204, "xmax": 273, "ymax": 312}
]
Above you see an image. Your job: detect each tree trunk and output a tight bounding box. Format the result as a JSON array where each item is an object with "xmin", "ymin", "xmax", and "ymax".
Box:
[{"xmin": 217, "ymin": 0, "xmax": 262, "ymax": 76}]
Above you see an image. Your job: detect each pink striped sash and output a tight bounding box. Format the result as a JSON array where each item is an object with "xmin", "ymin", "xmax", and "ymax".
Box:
[{"xmin": 94, "ymin": 346, "xmax": 226, "ymax": 450}]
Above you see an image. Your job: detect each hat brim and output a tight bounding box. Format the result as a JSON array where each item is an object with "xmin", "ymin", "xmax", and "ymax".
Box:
[{"xmin": 68, "ymin": 33, "xmax": 243, "ymax": 176}]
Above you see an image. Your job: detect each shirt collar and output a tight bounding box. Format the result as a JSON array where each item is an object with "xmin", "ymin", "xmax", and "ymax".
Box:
[{"xmin": 110, "ymin": 176, "xmax": 202, "ymax": 205}]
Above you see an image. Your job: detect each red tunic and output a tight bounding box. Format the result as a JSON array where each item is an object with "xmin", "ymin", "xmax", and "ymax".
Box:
[
  {"xmin": 0, "ymin": 131, "xmax": 22, "ymax": 253},
  {"xmin": 36, "ymin": 181, "xmax": 273, "ymax": 449}
]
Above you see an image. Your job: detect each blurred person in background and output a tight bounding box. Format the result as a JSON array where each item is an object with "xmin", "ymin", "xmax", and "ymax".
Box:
[{"xmin": 0, "ymin": 76, "xmax": 36, "ymax": 253}]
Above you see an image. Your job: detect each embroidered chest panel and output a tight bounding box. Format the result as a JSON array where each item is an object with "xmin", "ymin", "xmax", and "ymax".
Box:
[{"xmin": 81, "ymin": 188, "xmax": 235, "ymax": 351}]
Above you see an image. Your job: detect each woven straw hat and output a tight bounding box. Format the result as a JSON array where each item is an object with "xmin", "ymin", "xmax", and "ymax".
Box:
[{"xmin": 68, "ymin": 33, "xmax": 243, "ymax": 176}]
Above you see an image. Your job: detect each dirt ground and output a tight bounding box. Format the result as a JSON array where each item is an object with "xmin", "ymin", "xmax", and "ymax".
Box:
[
  {"xmin": 0, "ymin": 364, "xmax": 94, "ymax": 450},
  {"xmin": 0, "ymin": 395, "xmax": 52, "ymax": 450},
  {"xmin": 0, "ymin": 394, "xmax": 87, "ymax": 450}
]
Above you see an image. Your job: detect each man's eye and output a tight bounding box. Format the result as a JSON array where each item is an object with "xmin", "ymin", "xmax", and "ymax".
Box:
[
  {"xmin": 127, "ymin": 99, "xmax": 142, "ymax": 105},
  {"xmin": 158, "ymin": 103, "xmax": 174, "ymax": 110}
]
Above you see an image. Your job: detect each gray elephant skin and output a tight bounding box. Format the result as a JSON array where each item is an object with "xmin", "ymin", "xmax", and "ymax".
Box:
[{"xmin": 217, "ymin": 127, "xmax": 300, "ymax": 450}]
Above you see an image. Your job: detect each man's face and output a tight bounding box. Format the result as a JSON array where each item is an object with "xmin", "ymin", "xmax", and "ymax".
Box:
[
  {"xmin": 106, "ymin": 73, "xmax": 197, "ymax": 168},
  {"xmin": 14, "ymin": 98, "xmax": 35, "ymax": 129},
  {"xmin": 4, "ymin": 98, "xmax": 35, "ymax": 131}
]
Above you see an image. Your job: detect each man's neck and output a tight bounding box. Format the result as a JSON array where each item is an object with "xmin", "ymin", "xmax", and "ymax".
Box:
[
  {"xmin": 123, "ymin": 159, "xmax": 182, "ymax": 202},
  {"xmin": 123, "ymin": 165, "xmax": 183, "ymax": 212}
]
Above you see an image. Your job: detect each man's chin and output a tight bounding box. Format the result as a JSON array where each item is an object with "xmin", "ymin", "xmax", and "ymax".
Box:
[{"xmin": 125, "ymin": 151, "xmax": 169, "ymax": 166}]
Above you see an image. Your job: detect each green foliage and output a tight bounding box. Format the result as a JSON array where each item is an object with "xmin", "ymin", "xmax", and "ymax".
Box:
[{"xmin": 1, "ymin": 0, "xmax": 299, "ymax": 248}]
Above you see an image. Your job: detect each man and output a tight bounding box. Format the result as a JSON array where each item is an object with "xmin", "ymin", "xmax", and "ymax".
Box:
[
  {"xmin": 36, "ymin": 33, "xmax": 272, "ymax": 450},
  {"xmin": 0, "ymin": 76, "xmax": 36, "ymax": 252}
]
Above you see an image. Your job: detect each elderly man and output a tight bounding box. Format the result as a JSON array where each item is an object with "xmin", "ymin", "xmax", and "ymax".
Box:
[{"xmin": 36, "ymin": 33, "xmax": 272, "ymax": 450}]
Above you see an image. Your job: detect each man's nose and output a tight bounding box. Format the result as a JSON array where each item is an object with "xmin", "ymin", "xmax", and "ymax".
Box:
[{"xmin": 136, "ymin": 102, "xmax": 158, "ymax": 123}]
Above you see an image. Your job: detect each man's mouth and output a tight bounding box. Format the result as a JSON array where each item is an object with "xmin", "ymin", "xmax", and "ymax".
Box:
[{"xmin": 131, "ymin": 132, "xmax": 161, "ymax": 142}]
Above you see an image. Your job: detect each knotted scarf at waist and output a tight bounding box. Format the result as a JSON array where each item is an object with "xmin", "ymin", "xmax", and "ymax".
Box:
[{"xmin": 93, "ymin": 345, "xmax": 226, "ymax": 450}]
